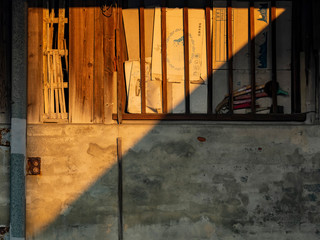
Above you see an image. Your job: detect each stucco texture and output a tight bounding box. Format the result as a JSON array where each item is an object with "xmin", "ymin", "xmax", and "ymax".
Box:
[{"xmin": 26, "ymin": 124, "xmax": 320, "ymax": 240}]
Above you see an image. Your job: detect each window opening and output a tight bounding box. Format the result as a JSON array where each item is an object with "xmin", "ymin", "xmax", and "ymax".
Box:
[
  {"xmin": 43, "ymin": 0, "xmax": 69, "ymax": 122},
  {"xmin": 113, "ymin": 0, "xmax": 306, "ymax": 121}
]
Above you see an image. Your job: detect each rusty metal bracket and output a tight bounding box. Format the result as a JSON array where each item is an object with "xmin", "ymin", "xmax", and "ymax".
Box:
[{"xmin": 27, "ymin": 157, "xmax": 41, "ymax": 175}]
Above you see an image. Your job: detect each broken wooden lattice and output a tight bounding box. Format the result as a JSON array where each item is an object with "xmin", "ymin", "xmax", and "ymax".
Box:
[{"xmin": 43, "ymin": 0, "xmax": 68, "ymax": 121}]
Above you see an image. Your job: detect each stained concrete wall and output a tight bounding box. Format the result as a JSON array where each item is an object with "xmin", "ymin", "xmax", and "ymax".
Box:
[
  {"xmin": 0, "ymin": 126, "xmax": 10, "ymax": 226},
  {"xmin": 25, "ymin": 124, "xmax": 320, "ymax": 240}
]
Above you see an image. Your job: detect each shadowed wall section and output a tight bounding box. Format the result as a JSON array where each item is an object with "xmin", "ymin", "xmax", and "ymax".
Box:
[{"xmin": 26, "ymin": 124, "xmax": 320, "ymax": 240}]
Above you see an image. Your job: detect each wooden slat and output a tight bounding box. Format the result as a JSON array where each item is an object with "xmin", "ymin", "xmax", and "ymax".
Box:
[
  {"xmin": 139, "ymin": 3, "xmax": 146, "ymax": 114},
  {"xmin": 58, "ymin": 56, "xmax": 67, "ymax": 113},
  {"xmin": 93, "ymin": 6, "xmax": 105, "ymax": 123},
  {"xmin": 103, "ymin": 6, "xmax": 116, "ymax": 123},
  {"xmin": 69, "ymin": 2, "xmax": 95, "ymax": 123},
  {"xmin": 58, "ymin": 0, "xmax": 65, "ymax": 50},
  {"xmin": 227, "ymin": 0, "xmax": 233, "ymax": 114},
  {"xmin": 27, "ymin": 4, "xmax": 43, "ymax": 123},
  {"xmin": 112, "ymin": 113, "xmax": 307, "ymax": 122},
  {"xmin": 53, "ymin": 52, "xmax": 60, "ymax": 116},
  {"xmin": 48, "ymin": 54, "xmax": 54, "ymax": 117},
  {"xmin": 183, "ymin": 5, "xmax": 190, "ymax": 114},
  {"xmin": 206, "ymin": 1, "xmax": 213, "ymax": 114},
  {"xmin": 43, "ymin": 17, "xmax": 68, "ymax": 24},
  {"xmin": 249, "ymin": 0, "xmax": 256, "ymax": 113},
  {"xmin": 161, "ymin": 5, "xmax": 168, "ymax": 113},
  {"xmin": 271, "ymin": 0, "xmax": 278, "ymax": 113},
  {"xmin": 42, "ymin": 1, "xmax": 49, "ymax": 116}
]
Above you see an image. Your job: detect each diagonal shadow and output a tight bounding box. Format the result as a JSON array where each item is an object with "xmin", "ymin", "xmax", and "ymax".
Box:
[{"xmin": 25, "ymin": 2, "xmax": 311, "ymax": 240}]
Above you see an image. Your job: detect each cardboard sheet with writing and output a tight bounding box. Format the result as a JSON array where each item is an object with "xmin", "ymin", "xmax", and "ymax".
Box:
[{"xmin": 151, "ymin": 8, "xmax": 208, "ymax": 113}]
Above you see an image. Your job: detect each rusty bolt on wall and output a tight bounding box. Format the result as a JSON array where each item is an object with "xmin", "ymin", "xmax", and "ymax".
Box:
[{"xmin": 27, "ymin": 157, "xmax": 41, "ymax": 175}]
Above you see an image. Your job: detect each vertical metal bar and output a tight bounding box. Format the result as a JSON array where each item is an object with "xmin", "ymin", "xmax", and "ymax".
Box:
[
  {"xmin": 183, "ymin": 3, "xmax": 190, "ymax": 114},
  {"xmin": 161, "ymin": 1, "xmax": 168, "ymax": 113},
  {"xmin": 291, "ymin": 0, "xmax": 301, "ymax": 113},
  {"xmin": 250, "ymin": 0, "xmax": 256, "ymax": 113},
  {"xmin": 139, "ymin": 1, "xmax": 146, "ymax": 113},
  {"xmin": 117, "ymin": 137, "xmax": 123, "ymax": 240},
  {"xmin": 271, "ymin": 0, "xmax": 278, "ymax": 113},
  {"xmin": 206, "ymin": 0, "xmax": 213, "ymax": 114},
  {"xmin": 116, "ymin": 1, "xmax": 124, "ymax": 123},
  {"xmin": 227, "ymin": 0, "xmax": 233, "ymax": 113}
]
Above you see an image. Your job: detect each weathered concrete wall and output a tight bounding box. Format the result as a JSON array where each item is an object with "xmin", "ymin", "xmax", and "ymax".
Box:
[
  {"xmin": 0, "ymin": 127, "xmax": 10, "ymax": 226},
  {"xmin": 26, "ymin": 124, "xmax": 320, "ymax": 240}
]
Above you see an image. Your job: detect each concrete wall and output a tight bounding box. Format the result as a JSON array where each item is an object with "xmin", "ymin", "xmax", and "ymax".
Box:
[
  {"xmin": 0, "ymin": 126, "xmax": 10, "ymax": 228},
  {"xmin": 26, "ymin": 123, "xmax": 320, "ymax": 240}
]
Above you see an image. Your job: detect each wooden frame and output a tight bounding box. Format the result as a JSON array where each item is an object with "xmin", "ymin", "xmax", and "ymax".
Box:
[{"xmin": 112, "ymin": 0, "xmax": 305, "ymax": 122}]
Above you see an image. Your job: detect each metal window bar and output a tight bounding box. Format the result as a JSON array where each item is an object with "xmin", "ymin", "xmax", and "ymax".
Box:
[
  {"xmin": 161, "ymin": 0, "xmax": 168, "ymax": 113},
  {"xmin": 249, "ymin": 0, "xmax": 256, "ymax": 113},
  {"xmin": 206, "ymin": 0, "xmax": 213, "ymax": 114},
  {"xmin": 291, "ymin": 0, "xmax": 301, "ymax": 113},
  {"xmin": 113, "ymin": 1, "xmax": 306, "ymax": 122},
  {"xmin": 271, "ymin": 0, "xmax": 278, "ymax": 113},
  {"xmin": 183, "ymin": 2, "xmax": 190, "ymax": 114},
  {"xmin": 139, "ymin": 0, "xmax": 146, "ymax": 114},
  {"xmin": 227, "ymin": 0, "xmax": 234, "ymax": 114}
]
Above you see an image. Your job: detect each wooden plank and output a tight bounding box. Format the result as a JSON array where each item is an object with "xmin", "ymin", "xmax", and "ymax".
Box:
[
  {"xmin": 112, "ymin": 113, "xmax": 307, "ymax": 122},
  {"xmin": 27, "ymin": 4, "xmax": 43, "ymax": 123},
  {"xmin": 249, "ymin": 0, "xmax": 256, "ymax": 113},
  {"xmin": 161, "ymin": 5, "xmax": 168, "ymax": 113},
  {"xmin": 227, "ymin": 0, "xmax": 233, "ymax": 114},
  {"xmin": 271, "ymin": 0, "xmax": 278, "ymax": 113},
  {"xmin": 43, "ymin": 17, "xmax": 68, "ymax": 24},
  {"xmin": 103, "ymin": 6, "xmax": 116, "ymax": 124},
  {"xmin": 58, "ymin": 0, "xmax": 66, "ymax": 50},
  {"xmin": 69, "ymin": 1, "xmax": 95, "ymax": 123},
  {"xmin": 48, "ymin": 54, "xmax": 54, "ymax": 117},
  {"xmin": 43, "ymin": 2, "xmax": 49, "ymax": 115},
  {"xmin": 57, "ymin": 56, "xmax": 66, "ymax": 113},
  {"xmin": 139, "ymin": 3, "xmax": 146, "ymax": 114},
  {"xmin": 93, "ymin": 6, "xmax": 105, "ymax": 123},
  {"xmin": 206, "ymin": 1, "xmax": 213, "ymax": 114},
  {"xmin": 53, "ymin": 52, "xmax": 60, "ymax": 117},
  {"xmin": 183, "ymin": 5, "xmax": 190, "ymax": 114}
]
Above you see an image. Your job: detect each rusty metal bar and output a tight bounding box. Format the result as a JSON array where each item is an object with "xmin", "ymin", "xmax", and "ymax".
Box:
[
  {"xmin": 139, "ymin": 1, "xmax": 146, "ymax": 113},
  {"xmin": 116, "ymin": 4, "xmax": 124, "ymax": 123},
  {"xmin": 117, "ymin": 137, "xmax": 123, "ymax": 240},
  {"xmin": 227, "ymin": 0, "xmax": 233, "ymax": 113},
  {"xmin": 206, "ymin": 0, "xmax": 213, "ymax": 114},
  {"xmin": 291, "ymin": 0, "xmax": 301, "ymax": 113},
  {"xmin": 183, "ymin": 4, "xmax": 190, "ymax": 114},
  {"xmin": 250, "ymin": 0, "xmax": 256, "ymax": 113},
  {"xmin": 271, "ymin": 0, "xmax": 278, "ymax": 113},
  {"xmin": 161, "ymin": 3, "xmax": 168, "ymax": 113},
  {"xmin": 112, "ymin": 113, "xmax": 307, "ymax": 122}
]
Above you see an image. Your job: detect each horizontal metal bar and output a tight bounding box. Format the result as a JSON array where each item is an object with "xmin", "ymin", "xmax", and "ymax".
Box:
[{"xmin": 112, "ymin": 113, "xmax": 307, "ymax": 122}]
